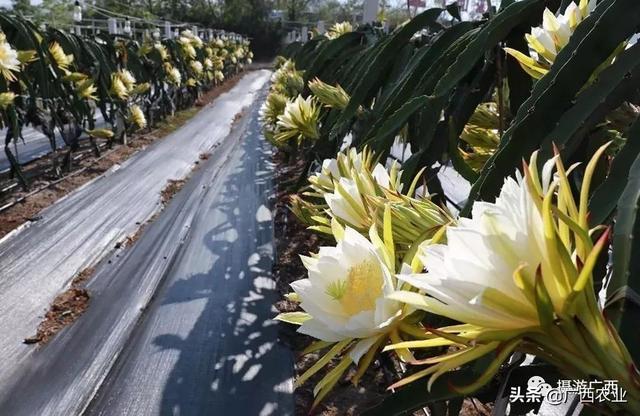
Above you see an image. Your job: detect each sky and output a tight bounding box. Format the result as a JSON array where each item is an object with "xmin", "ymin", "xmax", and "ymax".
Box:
[{"xmin": 0, "ymin": 0, "xmax": 43, "ymax": 8}]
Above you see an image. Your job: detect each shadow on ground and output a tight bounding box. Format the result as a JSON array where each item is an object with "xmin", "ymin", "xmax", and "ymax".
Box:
[{"xmin": 85, "ymin": 87, "xmax": 294, "ymax": 416}]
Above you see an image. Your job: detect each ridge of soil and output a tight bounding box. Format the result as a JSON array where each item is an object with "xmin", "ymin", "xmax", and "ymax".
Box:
[
  {"xmin": 160, "ymin": 179, "xmax": 187, "ymax": 204},
  {"xmin": 0, "ymin": 74, "xmax": 243, "ymax": 239},
  {"xmin": 24, "ymin": 267, "xmax": 95, "ymax": 345}
]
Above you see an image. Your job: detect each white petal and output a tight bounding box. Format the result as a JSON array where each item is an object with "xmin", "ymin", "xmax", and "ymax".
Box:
[
  {"xmin": 531, "ymin": 27, "xmax": 557, "ymax": 57},
  {"xmin": 348, "ymin": 336, "xmax": 381, "ymax": 364},
  {"xmin": 298, "ymin": 318, "xmax": 345, "ymax": 342},
  {"xmin": 396, "ymin": 272, "xmax": 430, "ymax": 291},
  {"xmin": 325, "ymin": 192, "xmax": 366, "ymax": 228},
  {"xmin": 541, "ymin": 155, "xmax": 558, "ymax": 193},
  {"xmin": 371, "ymin": 163, "xmax": 391, "ymax": 188},
  {"xmin": 323, "ymin": 158, "xmax": 340, "ymax": 178},
  {"xmin": 343, "ymin": 310, "xmax": 378, "ymax": 338},
  {"xmin": 291, "ymin": 279, "xmax": 346, "ymax": 323}
]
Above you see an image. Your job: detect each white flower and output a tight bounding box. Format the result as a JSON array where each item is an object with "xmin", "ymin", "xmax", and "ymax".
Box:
[
  {"xmin": 309, "ymin": 147, "xmax": 370, "ymax": 190},
  {"xmin": 325, "ymin": 178, "xmax": 370, "ymax": 228},
  {"xmin": 0, "ymin": 91, "xmax": 15, "ymax": 109},
  {"xmin": 167, "ymin": 67, "xmax": 181, "ymax": 86},
  {"xmin": 528, "ymin": 26, "xmax": 557, "ymax": 62},
  {"xmin": 290, "ymin": 227, "xmax": 401, "ymax": 348},
  {"xmin": 212, "ymin": 56, "xmax": 224, "ymax": 70},
  {"xmin": 327, "ymin": 21, "xmax": 354, "ymax": 40},
  {"xmin": 179, "ymin": 39, "xmax": 197, "ymax": 59},
  {"xmin": 370, "ymin": 164, "xmax": 391, "ymax": 188},
  {"xmin": 322, "ymin": 162, "xmax": 393, "ymax": 229},
  {"xmin": 129, "ymin": 104, "xmax": 147, "ymax": 129},
  {"xmin": 154, "ymin": 43, "xmax": 168, "ymax": 60},
  {"xmin": 180, "ymin": 30, "xmax": 203, "ymax": 48},
  {"xmin": 394, "ymin": 155, "xmax": 569, "ymax": 331},
  {"xmin": 385, "ymin": 147, "xmax": 628, "ymax": 397},
  {"xmin": 274, "ymin": 95, "xmax": 320, "ymax": 144},
  {"xmin": 48, "ymin": 41, "xmax": 73, "ymax": 71},
  {"xmin": 563, "ymin": 0, "xmax": 595, "ymax": 29},
  {"xmin": 190, "ymin": 60, "xmax": 203, "ymax": 75},
  {"xmin": 0, "ymin": 40, "xmax": 19, "ymax": 81},
  {"xmin": 505, "ymin": 0, "xmax": 597, "ymax": 79},
  {"xmin": 76, "ymin": 79, "xmax": 98, "ymax": 101},
  {"xmin": 118, "ymin": 69, "xmax": 136, "ymax": 91},
  {"xmin": 397, "ymin": 183, "xmax": 541, "ymax": 329},
  {"xmin": 310, "ymin": 158, "xmax": 341, "ymax": 189},
  {"xmin": 541, "ymin": 8, "xmax": 571, "ymax": 50},
  {"xmin": 110, "ymin": 73, "xmax": 128, "ymax": 100},
  {"xmin": 191, "ymin": 35, "xmax": 203, "ymax": 48},
  {"xmin": 259, "ymin": 91, "xmax": 286, "ymax": 126}
]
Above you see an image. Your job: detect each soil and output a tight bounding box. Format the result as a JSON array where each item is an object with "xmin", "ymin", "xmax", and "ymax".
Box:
[
  {"xmin": 160, "ymin": 179, "xmax": 187, "ymax": 204},
  {"xmin": 0, "ymin": 74, "xmax": 244, "ymax": 239},
  {"xmin": 23, "ymin": 267, "xmax": 95, "ymax": 345},
  {"xmin": 461, "ymin": 399, "xmax": 493, "ymax": 415}
]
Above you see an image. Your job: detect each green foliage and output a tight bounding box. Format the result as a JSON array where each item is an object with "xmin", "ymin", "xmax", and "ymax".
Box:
[
  {"xmin": 269, "ymin": 0, "xmax": 640, "ymax": 413},
  {"xmin": 0, "ymin": 13, "xmax": 252, "ymax": 188},
  {"xmin": 466, "ymin": 0, "xmax": 640, "ymax": 211},
  {"xmin": 608, "ymin": 148, "xmax": 640, "ymax": 366},
  {"xmin": 24, "ymin": 0, "xmax": 73, "ymax": 27}
]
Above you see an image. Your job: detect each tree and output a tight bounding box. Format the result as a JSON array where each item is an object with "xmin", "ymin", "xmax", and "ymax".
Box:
[
  {"xmin": 12, "ymin": 0, "xmax": 74, "ymax": 27},
  {"xmin": 273, "ymin": 0, "xmax": 311, "ymax": 22},
  {"xmin": 316, "ymin": 0, "xmax": 361, "ymax": 24},
  {"xmin": 11, "ymin": 0, "xmax": 35, "ymax": 16},
  {"xmin": 380, "ymin": 0, "xmax": 410, "ymax": 27}
]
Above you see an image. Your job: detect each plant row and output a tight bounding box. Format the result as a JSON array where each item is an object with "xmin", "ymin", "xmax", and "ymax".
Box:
[
  {"xmin": 263, "ymin": 2, "xmax": 640, "ymax": 414},
  {"xmin": 0, "ymin": 14, "xmax": 253, "ymax": 187}
]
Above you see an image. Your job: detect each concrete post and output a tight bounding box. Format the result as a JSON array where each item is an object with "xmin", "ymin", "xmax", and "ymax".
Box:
[
  {"xmin": 363, "ymin": 0, "xmax": 378, "ymax": 24},
  {"xmin": 107, "ymin": 18, "xmax": 117, "ymax": 35}
]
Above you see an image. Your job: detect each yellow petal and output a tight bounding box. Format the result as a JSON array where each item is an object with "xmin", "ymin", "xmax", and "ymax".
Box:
[
  {"xmin": 525, "ymin": 33, "xmax": 556, "ymax": 63},
  {"xmin": 274, "ymin": 311, "xmax": 311, "ymax": 325},
  {"xmin": 504, "ymin": 47, "xmax": 548, "ymax": 79}
]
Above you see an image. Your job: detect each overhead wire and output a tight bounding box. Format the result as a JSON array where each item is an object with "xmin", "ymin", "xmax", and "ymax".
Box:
[
  {"xmin": 27, "ymin": 1, "xmax": 243, "ymax": 40},
  {"xmin": 98, "ymin": 0, "xmax": 195, "ymax": 26},
  {"xmin": 84, "ymin": 3, "xmax": 199, "ymax": 31}
]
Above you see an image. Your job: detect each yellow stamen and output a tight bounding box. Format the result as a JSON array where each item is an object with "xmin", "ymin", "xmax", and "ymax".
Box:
[{"xmin": 333, "ymin": 260, "xmax": 383, "ymax": 315}]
